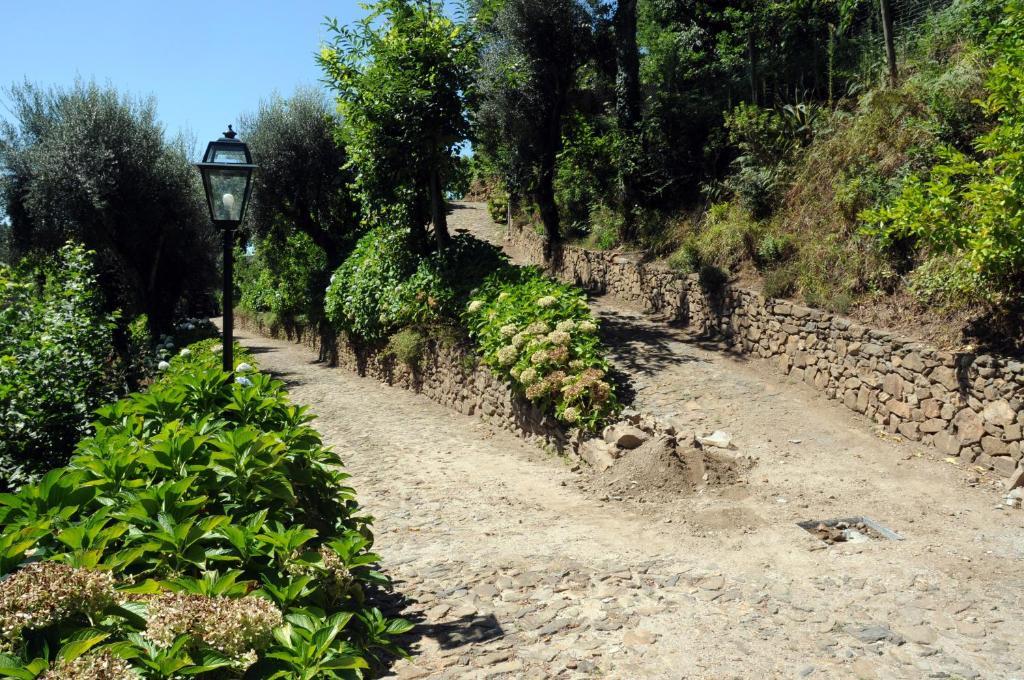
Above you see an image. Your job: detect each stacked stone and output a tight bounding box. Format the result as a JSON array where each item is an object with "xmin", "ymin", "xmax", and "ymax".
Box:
[{"xmin": 506, "ymin": 221, "xmax": 1024, "ymax": 477}]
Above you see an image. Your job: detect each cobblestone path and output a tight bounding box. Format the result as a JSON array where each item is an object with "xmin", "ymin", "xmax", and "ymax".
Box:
[{"xmin": 236, "ymin": 295, "xmax": 1024, "ymax": 680}]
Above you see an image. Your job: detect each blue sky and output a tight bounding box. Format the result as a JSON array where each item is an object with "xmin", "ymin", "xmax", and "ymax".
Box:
[{"xmin": 0, "ymin": 1, "xmax": 383, "ymax": 157}]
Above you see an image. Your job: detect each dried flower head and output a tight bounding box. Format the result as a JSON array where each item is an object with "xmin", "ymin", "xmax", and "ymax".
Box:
[
  {"xmin": 536, "ymin": 296, "xmax": 556, "ymax": 308},
  {"xmin": 144, "ymin": 592, "xmax": 281, "ymax": 666},
  {"xmin": 547, "ymin": 330, "xmax": 571, "ymax": 346},
  {"xmin": 525, "ymin": 321, "xmax": 550, "ymax": 335},
  {"xmin": 525, "ymin": 382, "xmax": 550, "ymax": 400},
  {"xmin": 499, "ymin": 324, "xmax": 517, "ymax": 338},
  {"xmin": 530, "ymin": 350, "xmax": 549, "ymax": 365},
  {"xmin": 287, "ymin": 546, "xmax": 355, "ymax": 605},
  {"xmin": 547, "ymin": 346, "xmax": 569, "ymax": 364},
  {"xmin": 467, "ymin": 300, "xmax": 484, "ymax": 313},
  {"xmin": 578, "ymin": 320, "xmax": 598, "ymax": 334},
  {"xmin": 0, "ymin": 562, "xmax": 117, "ymax": 641},
  {"xmin": 511, "ymin": 332, "xmax": 530, "ymax": 349},
  {"xmin": 41, "ymin": 651, "xmax": 137, "ymax": 680}
]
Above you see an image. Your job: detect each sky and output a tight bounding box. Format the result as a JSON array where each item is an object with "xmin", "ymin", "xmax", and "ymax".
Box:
[{"xmin": 0, "ymin": 1, "xmax": 379, "ymax": 158}]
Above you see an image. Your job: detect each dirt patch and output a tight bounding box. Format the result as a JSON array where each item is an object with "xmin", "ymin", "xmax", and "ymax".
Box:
[{"xmin": 588, "ymin": 435, "xmax": 748, "ymax": 502}]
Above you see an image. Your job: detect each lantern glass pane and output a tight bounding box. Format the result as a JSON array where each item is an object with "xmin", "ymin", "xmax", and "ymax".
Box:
[
  {"xmin": 211, "ymin": 146, "xmax": 248, "ymax": 164},
  {"xmin": 206, "ymin": 168, "xmax": 249, "ymax": 222}
]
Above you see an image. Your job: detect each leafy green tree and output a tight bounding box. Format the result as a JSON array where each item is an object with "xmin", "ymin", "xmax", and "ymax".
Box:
[
  {"xmin": 472, "ymin": 0, "xmax": 594, "ymax": 255},
  {"xmin": 319, "ymin": 0, "xmax": 474, "ymax": 251},
  {"xmin": 239, "ymin": 88, "xmax": 360, "ymax": 270},
  {"xmin": 0, "ymin": 82, "xmax": 218, "ymax": 333}
]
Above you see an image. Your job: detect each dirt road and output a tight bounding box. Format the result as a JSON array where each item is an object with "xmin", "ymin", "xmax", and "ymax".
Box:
[{"xmin": 235, "ymin": 316, "xmax": 1024, "ymax": 679}]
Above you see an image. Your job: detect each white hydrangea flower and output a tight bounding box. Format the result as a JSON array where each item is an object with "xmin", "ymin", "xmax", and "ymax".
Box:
[
  {"xmin": 511, "ymin": 332, "xmax": 530, "ymax": 349},
  {"xmin": 157, "ymin": 361, "xmax": 170, "ymax": 371},
  {"xmin": 235, "ymin": 362, "xmax": 254, "ymax": 373},
  {"xmin": 555, "ymin": 320, "xmax": 576, "ymax": 332},
  {"xmin": 496, "ymin": 345, "xmax": 518, "ymax": 366},
  {"xmin": 499, "ymin": 324, "xmax": 517, "ymax": 338},
  {"xmin": 536, "ymin": 295, "xmax": 556, "ymax": 308},
  {"xmin": 179, "ymin": 348, "xmax": 191, "ymax": 357},
  {"xmin": 212, "ymin": 345, "xmax": 223, "ymax": 354},
  {"xmin": 519, "ymin": 368, "xmax": 539, "ymax": 385},
  {"xmin": 547, "ymin": 330, "xmax": 571, "ymax": 345},
  {"xmin": 561, "ymin": 406, "xmax": 581, "ymax": 423},
  {"xmin": 497, "ymin": 291, "xmax": 509, "ymax": 300},
  {"xmin": 235, "ymin": 376, "xmax": 253, "ymax": 387},
  {"xmin": 578, "ymin": 320, "xmax": 598, "ymax": 333},
  {"xmin": 467, "ymin": 300, "xmax": 484, "ymax": 313}
]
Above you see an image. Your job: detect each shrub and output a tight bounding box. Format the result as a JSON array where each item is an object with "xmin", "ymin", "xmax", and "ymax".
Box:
[
  {"xmin": 387, "ymin": 328, "xmax": 426, "ymax": 368},
  {"xmin": 862, "ymin": 1, "xmax": 1024, "ymax": 305},
  {"xmin": 762, "ymin": 265, "xmax": 798, "ymax": 299},
  {"xmin": 0, "ymin": 339, "xmax": 409, "ymax": 677},
  {"xmin": 324, "ymin": 226, "xmax": 419, "ymax": 344},
  {"xmin": 327, "ymin": 230, "xmax": 507, "ymax": 343},
  {"xmin": 464, "ymin": 268, "xmax": 619, "ymax": 429},
  {"xmin": 487, "ymin": 191, "xmax": 509, "ymax": 224},
  {"xmin": 667, "ymin": 239, "xmax": 702, "ymax": 274},
  {"xmin": 238, "ymin": 232, "xmax": 330, "ymax": 327},
  {"xmin": 0, "ymin": 245, "xmax": 121, "ymax": 489}
]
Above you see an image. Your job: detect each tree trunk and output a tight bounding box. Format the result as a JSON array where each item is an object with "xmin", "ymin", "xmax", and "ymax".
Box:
[
  {"xmin": 748, "ymin": 30, "xmax": 758, "ymax": 105},
  {"xmin": 430, "ymin": 166, "xmax": 450, "ymax": 250},
  {"xmin": 534, "ymin": 167, "xmax": 561, "ymax": 262},
  {"xmin": 879, "ymin": 0, "xmax": 898, "ymax": 86},
  {"xmin": 615, "ymin": 0, "xmax": 642, "ymax": 244}
]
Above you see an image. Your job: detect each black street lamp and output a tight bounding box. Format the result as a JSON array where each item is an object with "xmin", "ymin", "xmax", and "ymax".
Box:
[{"xmin": 195, "ymin": 125, "xmax": 256, "ymax": 372}]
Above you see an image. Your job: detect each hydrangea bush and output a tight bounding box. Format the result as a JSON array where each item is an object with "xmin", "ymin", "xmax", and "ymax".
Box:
[
  {"xmin": 0, "ymin": 245, "xmax": 121, "ymax": 489},
  {"xmin": 0, "ymin": 339, "xmax": 409, "ymax": 678},
  {"xmin": 325, "ymin": 227, "xmax": 620, "ymax": 430},
  {"xmin": 464, "ymin": 267, "xmax": 619, "ymax": 430}
]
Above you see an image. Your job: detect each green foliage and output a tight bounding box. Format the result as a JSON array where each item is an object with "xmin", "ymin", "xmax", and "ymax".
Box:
[
  {"xmin": 472, "ymin": 0, "xmax": 594, "ymax": 240},
  {"xmin": 862, "ymin": 0, "xmax": 1024, "ymax": 304},
  {"xmin": 487, "ymin": 191, "xmax": 508, "ymax": 224},
  {"xmin": 324, "ymin": 227, "xmax": 419, "ymax": 344},
  {"xmin": 762, "ymin": 264, "xmax": 799, "ymax": 299},
  {"xmin": 240, "ymin": 88, "xmax": 360, "ymax": 268},
  {"xmin": 464, "ymin": 268, "xmax": 619, "ymax": 430},
  {"xmin": 0, "ymin": 245, "xmax": 120, "ymax": 489},
  {"xmin": 555, "ymin": 116, "xmax": 618, "ymax": 232},
  {"xmin": 0, "ymin": 339, "xmax": 408, "ymax": 677},
  {"xmin": 386, "ymin": 329, "xmax": 426, "ymax": 368},
  {"xmin": 325, "ymin": 228, "xmax": 508, "ymax": 344},
  {"xmin": 319, "ymin": 0, "xmax": 474, "ymax": 236},
  {"xmin": 0, "ymin": 81, "xmax": 218, "ymax": 333},
  {"xmin": 237, "ymin": 232, "xmax": 329, "ymax": 326}
]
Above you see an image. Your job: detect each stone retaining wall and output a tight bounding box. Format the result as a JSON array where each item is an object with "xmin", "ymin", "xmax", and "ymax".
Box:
[
  {"xmin": 236, "ymin": 312, "xmax": 569, "ymax": 452},
  {"xmin": 505, "ymin": 223, "xmax": 1024, "ymax": 477}
]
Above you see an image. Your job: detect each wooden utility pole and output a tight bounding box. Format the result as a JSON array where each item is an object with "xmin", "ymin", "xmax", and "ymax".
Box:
[{"xmin": 879, "ymin": 0, "xmax": 898, "ymax": 86}]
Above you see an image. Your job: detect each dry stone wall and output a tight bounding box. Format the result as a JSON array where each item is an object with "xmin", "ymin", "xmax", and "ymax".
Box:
[
  {"xmin": 236, "ymin": 312, "xmax": 568, "ymax": 452},
  {"xmin": 505, "ymin": 223, "xmax": 1024, "ymax": 477}
]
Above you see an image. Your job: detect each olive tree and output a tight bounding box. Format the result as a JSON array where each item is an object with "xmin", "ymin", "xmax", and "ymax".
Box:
[
  {"xmin": 239, "ymin": 88, "xmax": 359, "ymax": 270},
  {"xmin": 0, "ymin": 81, "xmax": 218, "ymax": 332},
  {"xmin": 472, "ymin": 0, "xmax": 593, "ymax": 257}
]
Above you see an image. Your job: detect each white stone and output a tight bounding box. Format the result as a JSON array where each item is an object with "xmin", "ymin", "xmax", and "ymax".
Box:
[{"xmin": 699, "ymin": 430, "xmax": 735, "ymax": 450}]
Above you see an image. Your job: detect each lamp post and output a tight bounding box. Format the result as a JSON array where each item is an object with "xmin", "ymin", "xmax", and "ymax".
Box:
[{"xmin": 195, "ymin": 126, "xmax": 256, "ymax": 372}]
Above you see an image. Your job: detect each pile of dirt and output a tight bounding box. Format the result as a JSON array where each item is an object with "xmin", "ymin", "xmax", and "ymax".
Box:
[{"xmin": 594, "ymin": 435, "xmax": 747, "ymax": 502}]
